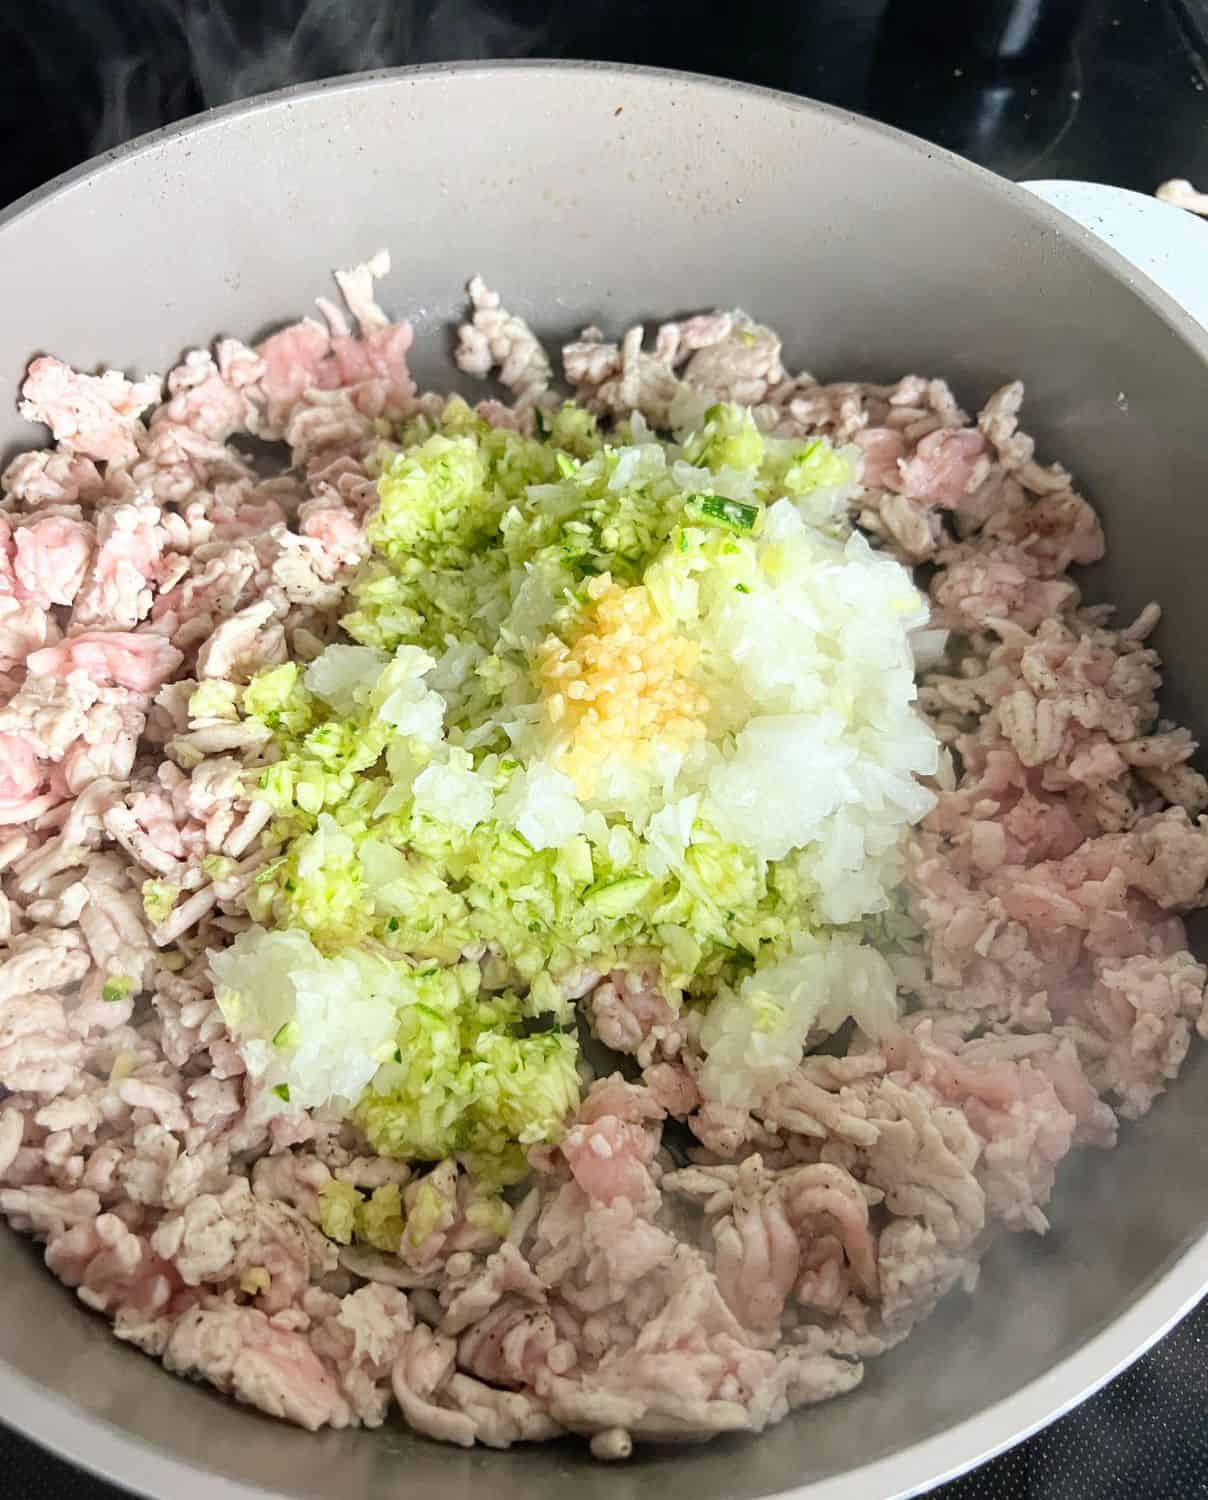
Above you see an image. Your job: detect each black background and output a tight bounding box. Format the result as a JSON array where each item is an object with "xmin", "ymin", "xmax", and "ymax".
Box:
[{"xmin": 2, "ymin": 1, "xmax": 1207, "ymax": 1495}]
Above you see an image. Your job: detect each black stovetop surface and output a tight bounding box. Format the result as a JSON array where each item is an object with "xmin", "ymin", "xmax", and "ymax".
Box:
[
  {"xmin": 1, "ymin": 1, "xmax": 1207, "ymax": 1497},
  {"xmin": 4, "ymin": 0, "xmax": 1208, "ymax": 205}
]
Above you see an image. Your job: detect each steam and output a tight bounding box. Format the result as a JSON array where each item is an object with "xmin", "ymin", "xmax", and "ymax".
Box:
[{"xmin": 78, "ymin": 0, "xmax": 556, "ymax": 155}]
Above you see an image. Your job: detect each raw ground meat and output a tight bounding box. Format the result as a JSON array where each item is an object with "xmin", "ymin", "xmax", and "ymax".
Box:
[{"xmin": 1, "ymin": 258, "xmax": 1206, "ymax": 1462}]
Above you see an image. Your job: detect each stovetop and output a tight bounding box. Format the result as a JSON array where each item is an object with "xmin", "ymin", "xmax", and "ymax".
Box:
[
  {"xmin": 3, "ymin": 0, "xmax": 1207, "ymax": 207},
  {"xmin": 1, "ymin": 1, "xmax": 1207, "ymax": 1496}
]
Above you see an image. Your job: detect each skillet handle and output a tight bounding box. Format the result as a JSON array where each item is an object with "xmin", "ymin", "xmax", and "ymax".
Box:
[{"xmin": 1021, "ymin": 179, "xmax": 1208, "ymax": 333}]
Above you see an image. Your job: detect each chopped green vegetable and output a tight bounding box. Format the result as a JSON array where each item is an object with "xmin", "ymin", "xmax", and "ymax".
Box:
[
  {"xmin": 319, "ymin": 1180, "xmax": 361, "ymax": 1245},
  {"xmin": 208, "ymin": 396, "xmax": 935, "ymax": 1166},
  {"xmin": 682, "ymin": 493, "xmax": 760, "ymax": 533},
  {"xmin": 188, "ymin": 680, "xmax": 240, "ymax": 723},
  {"xmin": 783, "ymin": 437, "xmax": 855, "ymax": 497},
  {"xmin": 101, "ymin": 976, "xmax": 133, "ymax": 1004},
  {"xmin": 243, "ymin": 664, "xmax": 306, "ymax": 726},
  {"xmin": 684, "ymin": 402, "xmax": 766, "ymax": 472},
  {"xmin": 465, "ymin": 1194, "xmax": 512, "ymax": 1238},
  {"xmin": 405, "ymin": 1177, "xmax": 448, "ymax": 1249},
  {"xmin": 272, "ymin": 1020, "xmax": 301, "ymax": 1049},
  {"xmin": 141, "ymin": 880, "xmax": 180, "ymax": 926},
  {"xmin": 353, "ymin": 963, "xmax": 581, "ymax": 1184},
  {"xmin": 585, "ymin": 876, "xmax": 654, "ymax": 919},
  {"xmin": 356, "ymin": 1184, "xmax": 405, "ymax": 1252}
]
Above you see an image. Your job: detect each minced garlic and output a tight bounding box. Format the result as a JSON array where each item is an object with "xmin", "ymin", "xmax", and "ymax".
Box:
[{"xmin": 538, "ymin": 576, "xmax": 707, "ymax": 793}]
